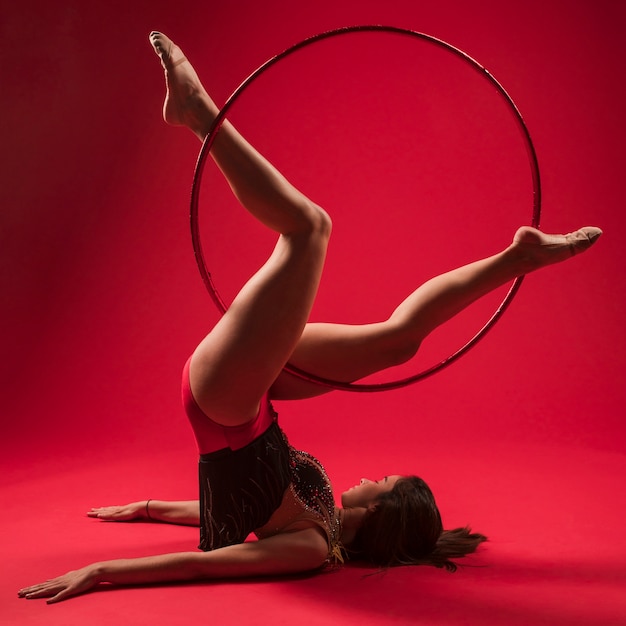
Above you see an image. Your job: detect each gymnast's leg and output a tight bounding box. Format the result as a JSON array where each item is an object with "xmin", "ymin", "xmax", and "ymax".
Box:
[
  {"xmin": 150, "ymin": 32, "xmax": 331, "ymax": 423},
  {"xmin": 271, "ymin": 225, "xmax": 602, "ymax": 399}
]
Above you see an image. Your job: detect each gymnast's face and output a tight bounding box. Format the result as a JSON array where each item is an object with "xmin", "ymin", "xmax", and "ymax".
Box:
[{"xmin": 341, "ymin": 475, "xmax": 402, "ymax": 509}]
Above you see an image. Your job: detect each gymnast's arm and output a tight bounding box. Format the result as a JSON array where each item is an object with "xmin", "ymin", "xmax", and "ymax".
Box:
[
  {"xmin": 88, "ymin": 500, "xmax": 200, "ymax": 526},
  {"xmin": 18, "ymin": 527, "xmax": 329, "ymax": 604}
]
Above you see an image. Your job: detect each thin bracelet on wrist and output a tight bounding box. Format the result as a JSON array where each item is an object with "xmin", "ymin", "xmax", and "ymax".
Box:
[{"xmin": 145, "ymin": 499, "xmax": 153, "ymax": 521}]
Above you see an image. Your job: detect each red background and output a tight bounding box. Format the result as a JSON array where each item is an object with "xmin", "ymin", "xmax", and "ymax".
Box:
[{"xmin": 2, "ymin": 1, "xmax": 625, "ymax": 624}]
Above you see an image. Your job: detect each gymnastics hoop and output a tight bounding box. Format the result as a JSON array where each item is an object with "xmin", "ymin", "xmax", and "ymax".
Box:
[{"xmin": 190, "ymin": 25, "xmax": 542, "ymax": 392}]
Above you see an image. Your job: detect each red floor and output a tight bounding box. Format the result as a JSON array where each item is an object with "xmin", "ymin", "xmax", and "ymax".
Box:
[{"xmin": 4, "ymin": 436, "xmax": 626, "ymax": 625}]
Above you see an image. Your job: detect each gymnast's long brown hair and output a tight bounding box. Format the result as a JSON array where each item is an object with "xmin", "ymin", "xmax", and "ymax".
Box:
[{"xmin": 348, "ymin": 476, "xmax": 487, "ymax": 571}]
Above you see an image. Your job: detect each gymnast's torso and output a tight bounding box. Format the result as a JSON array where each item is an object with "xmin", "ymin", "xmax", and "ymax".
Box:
[{"xmin": 182, "ymin": 358, "xmax": 342, "ymax": 561}]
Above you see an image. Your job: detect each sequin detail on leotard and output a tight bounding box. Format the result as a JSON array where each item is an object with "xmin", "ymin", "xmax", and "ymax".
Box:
[
  {"xmin": 289, "ymin": 447, "xmax": 343, "ymax": 562},
  {"xmin": 255, "ymin": 430, "xmax": 344, "ymax": 564},
  {"xmin": 289, "ymin": 447, "xmax": 335, "ymax": 519}
]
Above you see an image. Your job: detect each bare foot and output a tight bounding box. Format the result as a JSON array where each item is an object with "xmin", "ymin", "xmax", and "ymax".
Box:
[
  {"xmin": 149, "ymin": 31, "xmax": 215, "ymax": 136},
  {"xmin": 511, "ymin": 225, "xmax": 602, "ymax": 272}
]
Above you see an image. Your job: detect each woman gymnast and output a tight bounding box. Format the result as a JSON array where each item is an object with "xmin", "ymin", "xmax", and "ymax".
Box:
[{"xmin": 18, "ymin": 31, "xmax": 602, "ymax": 604}]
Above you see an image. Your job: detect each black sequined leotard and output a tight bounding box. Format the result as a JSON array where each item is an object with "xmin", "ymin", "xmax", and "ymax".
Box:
[{"xmin": 182, "ymin": 358, "xmax": 342, "ymax": 563}]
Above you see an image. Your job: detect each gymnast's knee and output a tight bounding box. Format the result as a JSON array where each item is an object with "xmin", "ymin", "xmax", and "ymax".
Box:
[
  {"xmin": 383, "ymin": 325, "xmax": 421, "ymax": 367},
  {"xmin": 308, "ymin": 202, "xmax": 332, "ymax": 238},
  {"xmin": 387, "ymin": 339, "xmax": 421, "ymax": 367},
  {"xmin": 289, "ymin": 201, "xmax": 332, "ymax": 239}
]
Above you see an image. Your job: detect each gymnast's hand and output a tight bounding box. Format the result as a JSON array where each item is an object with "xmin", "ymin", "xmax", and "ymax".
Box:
[
  {"xmin": 87, "ymin": 501, "xmax": 147, "ymax": 522},
  {"xmin": 18, "ymin": 564, "xmax": 99, "ymax": 604}
]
